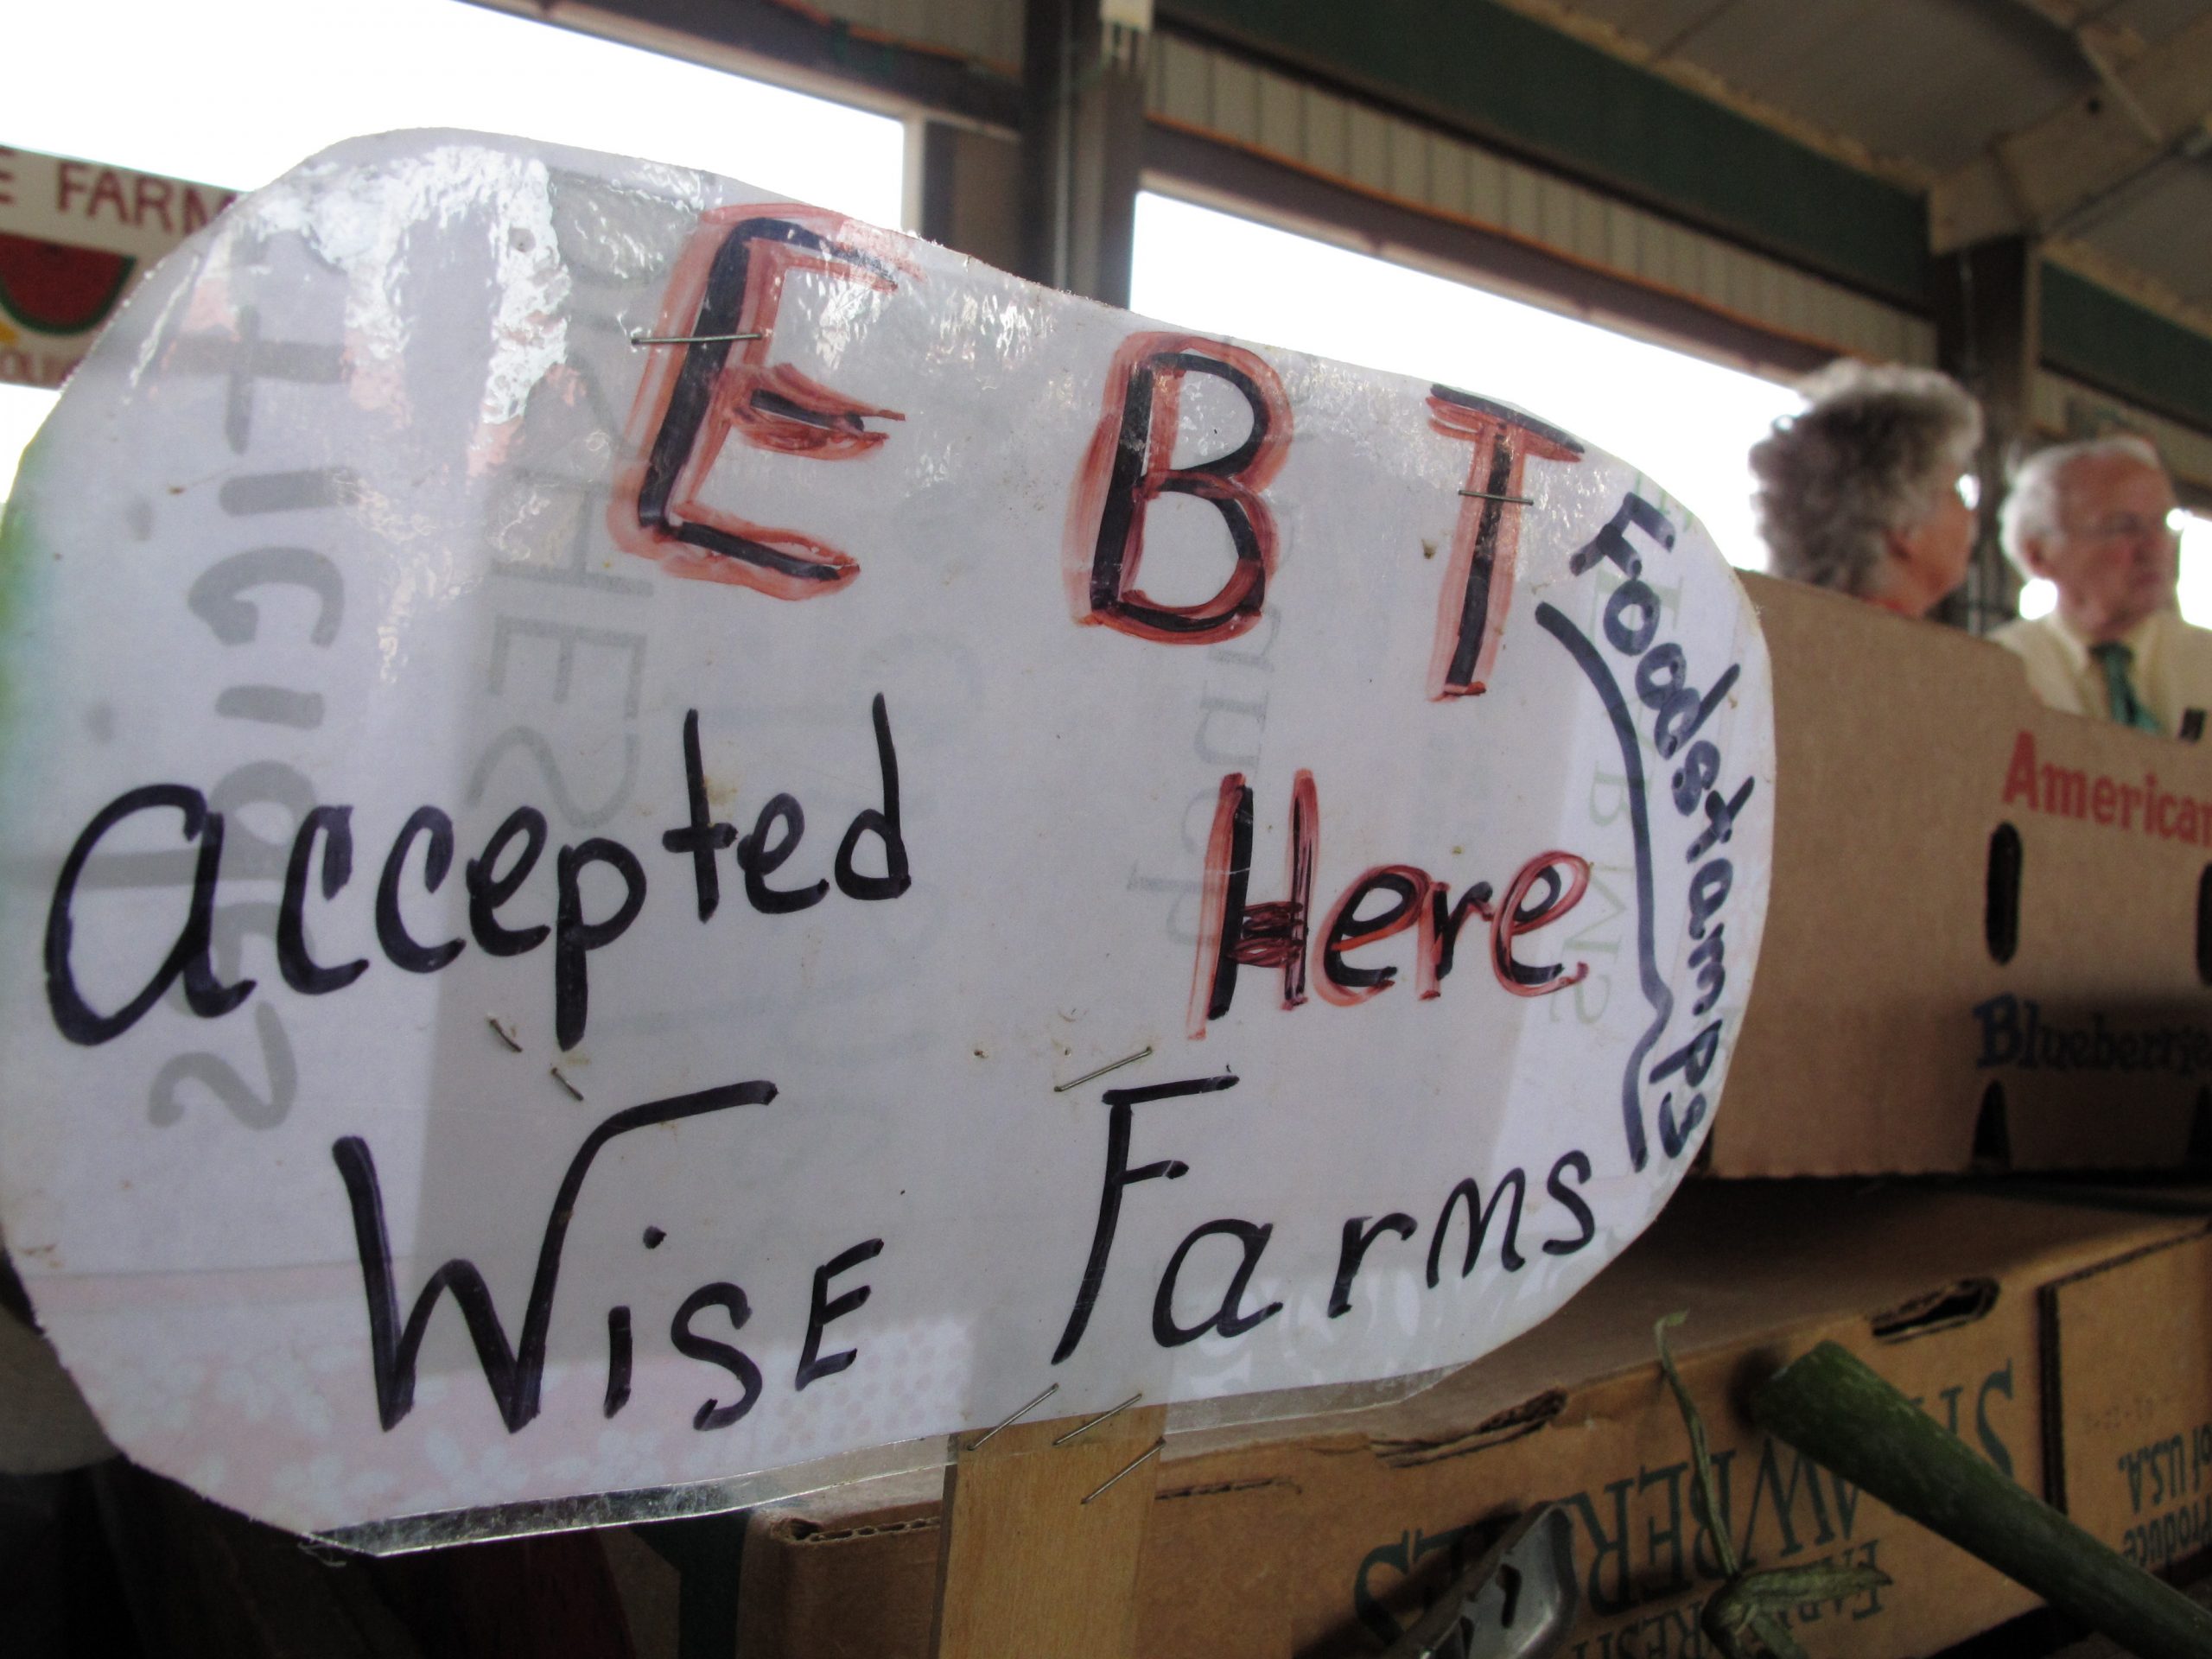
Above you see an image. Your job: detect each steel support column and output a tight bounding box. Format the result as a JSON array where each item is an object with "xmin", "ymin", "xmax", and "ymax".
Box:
[
  {"xmin": 1020, "ymin": 0, "xmax": 1146, "ymax": 304},
  {"xmin": 1935, "ymin": 237, "xmax": 2042, "ymax": 634},
  {"xmin": 914, "ymin": 121, "xmax": 1028, "ymax": 274}
]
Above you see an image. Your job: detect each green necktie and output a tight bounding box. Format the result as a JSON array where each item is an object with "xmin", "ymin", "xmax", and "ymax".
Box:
[{"xmin": 2091, "ymin": 642, "xmax": 2164, "ymax": 734}]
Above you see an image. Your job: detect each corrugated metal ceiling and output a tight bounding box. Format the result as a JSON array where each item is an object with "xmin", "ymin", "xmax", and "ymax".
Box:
[
  {"xmin": 1524, "ymin": 0, "xmax": 2212, "ymax": 317},
  {"xmin": 711, "ymin": 0, "xmax": 2212, "ymax": 340},
  {"xmin": 1643, "ymin": 1, "xmax": 2082, "ymax": 175}
]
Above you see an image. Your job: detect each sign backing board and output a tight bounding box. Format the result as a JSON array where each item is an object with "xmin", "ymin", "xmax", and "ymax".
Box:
[{"xmin": 0, "ymin": 131, "xmax": 1773, "ymax": 1541}]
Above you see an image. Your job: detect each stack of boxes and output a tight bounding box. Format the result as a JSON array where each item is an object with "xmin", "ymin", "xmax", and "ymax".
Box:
[{"xmin": 734, "ymin": 574, "xmax": 2212, "ymax": 1656}]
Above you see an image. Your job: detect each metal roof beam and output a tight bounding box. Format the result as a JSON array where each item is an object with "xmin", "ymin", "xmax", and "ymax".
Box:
[
  {"xmin": 1931, "ymin": 12, "xmax": 2212, "ymax": 251},
  {"xmin": 1999, "ymin": 0, "xmax": 2146, "ymax": 68},
  {"xmin": 2005, "ymin": 0, "xmax": 2096, "ymax": 33}
]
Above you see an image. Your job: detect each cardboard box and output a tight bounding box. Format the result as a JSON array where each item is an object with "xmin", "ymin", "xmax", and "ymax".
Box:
[
  {"xmin": 2044, "ymin": 1224, "xmax": 2212, "ymax": 1575},
  {"xmin": 0, "ymin": 1286, "xmax": 114, "ymax": 1474},
  {"xmin": 735, "ymin": 1183, "xmax": 2212, "ymax": 1659},
  {"xmin": 1718, "ymin": 574, "xmax": 2212, "ymax": 1176}
]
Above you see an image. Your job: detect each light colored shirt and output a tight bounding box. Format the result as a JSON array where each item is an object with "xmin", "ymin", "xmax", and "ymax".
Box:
[{"xmin": 1993, "ymin": 607, "xmax": 2212, "ymax": 734}]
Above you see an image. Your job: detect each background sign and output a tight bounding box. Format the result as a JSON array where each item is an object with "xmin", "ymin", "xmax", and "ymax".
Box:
[
  {"xmin": 0, "ymin": 131, "xmax": 1772, "ymax": 1537},
  {"xmin": 0, "ymin": 145, "xmax": 236, "ymax": 390}
]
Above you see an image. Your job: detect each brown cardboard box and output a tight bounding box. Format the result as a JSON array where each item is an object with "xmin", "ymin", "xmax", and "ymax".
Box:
[
  {"xmin": 735, "ymin": 1183, "xmax": 2211, "ymax": 1659},
  {"xmin": 2044, "ymin": 1223, "xmax": 2212, "ymax": 1574},
  {"xmin": 1719, "ymin": 575, "xmax": 2212, "ymax": 1176}
]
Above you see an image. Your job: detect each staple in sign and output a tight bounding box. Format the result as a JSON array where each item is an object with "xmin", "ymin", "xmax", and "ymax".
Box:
[
  {"xmin": 969, "ymin": 1382, "xmax": 1061, "ymax": 1449},
  {"xmin": 628, "ymin": 329, "xmax": 765, "ymax": 346},
  {"xmin": 1054, "ymin": 1393, "xmax": 1145, "ymax": 1446},
  {"xmin": 1080, "ymin": 1438, "xmax": 1166, "ymax": 1506},
  {"xmin": 1053, "ymin": 1047, "xmax": 1153, "ymax": 1093}
]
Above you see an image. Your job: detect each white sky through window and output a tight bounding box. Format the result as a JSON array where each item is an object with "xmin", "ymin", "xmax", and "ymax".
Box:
[
  {"xmin": 0, "ymin": 385, "xmax": 56, "ymax": 503},
  {"xmin": 8, "ymin": 3, "xmax": 2212, "ymax": 630},
  {"xmin": 3, "ymin": 0, "xmax": 906, "ymax": 208},
  {"xmin": 1131, "ymin": 192, "xmax": 2212, "ymax": 624},
  {"xmin": 0, "ymin": 0, "xmax": 906, "ymax": 499},
  {"xmin": 1128, "ymin": 191, "xmax": 1801, "ymax": 573}
]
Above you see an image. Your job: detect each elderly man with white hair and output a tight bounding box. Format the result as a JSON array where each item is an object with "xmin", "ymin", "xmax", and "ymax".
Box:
[{"xmin": 1994, "ymin": 436, "xmax": 2209, "ymax": 734}]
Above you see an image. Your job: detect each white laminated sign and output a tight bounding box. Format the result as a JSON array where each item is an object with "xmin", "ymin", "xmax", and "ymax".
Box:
[{"xmin": 0, "ymin": 133, "xmax": 1774, "ymax": 1541}]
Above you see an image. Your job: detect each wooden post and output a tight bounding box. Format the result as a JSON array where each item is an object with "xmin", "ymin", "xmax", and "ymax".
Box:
[{"xmin": 929, "ymin": 1403, "xmax": 1168, "ymax": 1659}]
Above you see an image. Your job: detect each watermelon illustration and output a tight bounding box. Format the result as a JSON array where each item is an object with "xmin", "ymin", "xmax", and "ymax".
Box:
[{"xmin": 0, "ymin": 231, "xmax": 135, "ymax": 337}]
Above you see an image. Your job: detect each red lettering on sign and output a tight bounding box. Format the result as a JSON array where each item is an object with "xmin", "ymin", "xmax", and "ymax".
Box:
[
  {"xmin": 2001, "ymin": 729, "xmax": 2037, "ymax": 807},
  {"xmin": 1425, "ymin": 388, "xmax": 1585, "ymax": 701},
  {"xmin": 611, "ymin": 205, "xmax": 918, "ymax": 600},
  {"xmin": 1065, "ymin": 331, "xmax": 1290, "ymax": 645},
  {"xmin": 1490, "ymin": 852, "xmax": 1591, "ymax": 997},
  {"xmin": 132, "ymin": 175, "xmax": 174, "ymax": 235},
  {"xmin": 1999, "ymin": 727, "xmax": 2212, "ymax": 847},
  {"xmin": 182, "ymin": 188, "xmax": 228, "ymax": 235},
  {"xmin": 1187, "ymin": 769, "xmax": 1318, "ymax": 1039},
  {"xmin": 1317, "ymin": 865, "xmax": 1433, "ymax": 1007},
  {"xmin": 87, "ymin": 169, "xmax": 129, "ymax": 225},
  {"xmin": 1189, "ymin": 769, "xmax": 1589, "ymax": 1031}
]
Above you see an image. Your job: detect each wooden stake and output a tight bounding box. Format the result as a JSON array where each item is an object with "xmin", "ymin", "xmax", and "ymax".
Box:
[
  {"xmin": 929, "ymin": 1403, "xmax": 1168, "ymax": 1659},
  {"xmin": 1753, "ymin": 1342, "xmax": 2212, "ymax": 1659}
]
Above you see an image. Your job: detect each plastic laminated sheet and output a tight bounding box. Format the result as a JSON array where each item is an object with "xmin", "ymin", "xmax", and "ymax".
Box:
[{"xmin": 0, "ymin": 131, "xmax": 1773, "ymax": 1542}]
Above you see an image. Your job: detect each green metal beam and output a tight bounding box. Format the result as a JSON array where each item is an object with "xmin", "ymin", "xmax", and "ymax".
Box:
[
  {"xmin": 1159, "ymin": 0, "xmax": 1930, "ymax": 305},
  {"xmin": 2041, "ymin": 264, "xmax": 2212, "ymax": 436},
  {"xmin": 514, "ymin": 0, "xmax": 2212, "ymax": 442},
  {"xmin": 471, "ymin": 0, "xmax": 1022, "ymax": 130}
]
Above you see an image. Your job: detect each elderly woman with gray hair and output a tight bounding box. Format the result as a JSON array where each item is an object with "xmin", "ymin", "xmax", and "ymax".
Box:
[{"xmin": 1750, "ymin": 362, "xmax": 1984, "ymax": 618}]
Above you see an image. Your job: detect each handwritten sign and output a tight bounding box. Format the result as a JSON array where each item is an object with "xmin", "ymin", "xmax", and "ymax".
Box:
[
  {"xmin": 0, "ymin": 132, "xmax": 1773, "ymax": 1538},
  {"xmin": 0, "ymin": 146, "xmax": 237, "ymax": 391}
]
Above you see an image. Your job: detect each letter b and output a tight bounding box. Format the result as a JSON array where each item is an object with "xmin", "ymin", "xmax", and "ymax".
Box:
[
  {"xmin": 1972, "ymin": 995, "xmax": 2022, "ymax": 1068},
  {"xmin": 1065, "ymin": 333, "xmax": 1289, "ymax": 644}
]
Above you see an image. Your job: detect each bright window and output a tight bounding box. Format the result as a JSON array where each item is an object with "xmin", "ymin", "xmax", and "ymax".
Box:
[
  {"xmin": 2, "ymin": 0, "xmax": 908, "ymax": 499},
  {"xmin": 0, "ymin": 385, "xmax": 54, "ymax": 503},
  {"xmin": 1128, "ymin": 191, "xmax": 1802, "ymax": 571}
]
